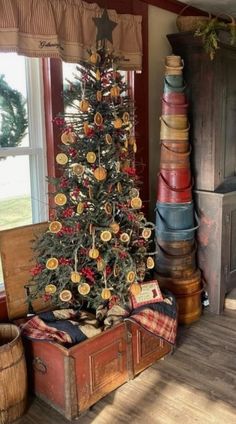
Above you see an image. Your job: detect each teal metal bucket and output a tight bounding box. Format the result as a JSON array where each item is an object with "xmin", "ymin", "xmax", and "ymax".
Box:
[{"xmin": 156, "ymin": 201, "xmax": 195, "ymax": 230}]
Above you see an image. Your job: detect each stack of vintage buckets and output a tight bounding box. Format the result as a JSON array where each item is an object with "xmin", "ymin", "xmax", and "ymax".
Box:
[{"xmin": 155, "ymin": 55, "xmax": 202, "ymax": 325}]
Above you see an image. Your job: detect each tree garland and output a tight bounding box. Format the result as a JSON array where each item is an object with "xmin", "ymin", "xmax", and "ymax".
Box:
[{"xmin": 0, "ymin": 75, "xmax": 28, "ymax": 148}]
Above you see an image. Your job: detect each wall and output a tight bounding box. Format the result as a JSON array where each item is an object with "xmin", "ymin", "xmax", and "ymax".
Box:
[{"xmin": 148, "ymin": 6, "xmax": 178, "ymax": 221}]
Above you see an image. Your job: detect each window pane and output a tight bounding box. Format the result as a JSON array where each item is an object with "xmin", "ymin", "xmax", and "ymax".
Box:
[
  {"xmin": 0, "ymin": 155, "xmax": 32, "ymax": 230},
  {"xmin": 0, "ymin": 53, "xmax": 29, "ymax": 148}
]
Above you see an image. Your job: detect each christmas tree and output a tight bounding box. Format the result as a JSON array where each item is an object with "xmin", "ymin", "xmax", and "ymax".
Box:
[{"xmin": 28, "ymin": 12, "xmax": 155, "ymax": 310}]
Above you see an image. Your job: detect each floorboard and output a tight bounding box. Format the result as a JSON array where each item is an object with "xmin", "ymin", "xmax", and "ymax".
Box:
[{"xmin": 15, "ymin": 309, "xmax": 236, "ymax": 424}]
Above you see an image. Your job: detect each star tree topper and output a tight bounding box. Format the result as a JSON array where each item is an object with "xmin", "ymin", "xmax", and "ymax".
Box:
[{"xmin": 93, "ymin": 9, "xmax": 118, "ymax": 44}]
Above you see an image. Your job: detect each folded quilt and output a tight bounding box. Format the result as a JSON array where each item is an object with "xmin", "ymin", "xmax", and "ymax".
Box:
[
  {"xmin": 19, "ymin": 309, "xmax": 102, "ymax": 345},
  {"xmin": 19, "ymin": 290, "xmax": 177, "ymax": 346}
]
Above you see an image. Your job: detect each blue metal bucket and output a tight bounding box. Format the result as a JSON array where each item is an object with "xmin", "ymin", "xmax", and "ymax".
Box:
[
  {"xmin": 163, "ymin": 79, "xmax": 186, "ymax": 94},
  {"xmin": 156, "ymin": 201, "xmax": 195, "ymax": 230},
  {"xmin": 164, "ymin": 75, "xmax": 184, "ymax": 88},
  {"xmin": 155, "ymin": 202, "xmax": 199, "ymax": 241}
]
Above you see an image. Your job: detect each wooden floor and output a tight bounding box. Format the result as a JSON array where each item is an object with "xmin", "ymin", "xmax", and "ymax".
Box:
[{"xmin": 15, "ymin": 308, "xmax": 236, "ymax": 424}]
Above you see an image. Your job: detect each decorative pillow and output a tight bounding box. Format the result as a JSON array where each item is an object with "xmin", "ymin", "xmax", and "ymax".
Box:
[{"xmin": 131, "ymin": 280, "xmax": 163, "ymax": 309}]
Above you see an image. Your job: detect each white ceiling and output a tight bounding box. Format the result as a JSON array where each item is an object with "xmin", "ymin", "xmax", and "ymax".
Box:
[{"xmin": 183, "ymin": 0, "xmax": 236, "ymax": 17}]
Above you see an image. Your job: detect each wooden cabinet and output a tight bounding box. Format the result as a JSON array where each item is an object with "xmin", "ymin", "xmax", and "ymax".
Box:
[
  {"xmin": 195, "ymin": 190, "xmax": 236, "ymax": 314},
  {"xmin": 168, "ymin": 32, "xmax": 236, "ymax": 192}
]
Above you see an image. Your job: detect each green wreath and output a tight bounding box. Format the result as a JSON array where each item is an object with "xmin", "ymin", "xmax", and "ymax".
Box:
[{"xmin": 0, "ymin": 75, "xmax": 28, "ymax": 148}]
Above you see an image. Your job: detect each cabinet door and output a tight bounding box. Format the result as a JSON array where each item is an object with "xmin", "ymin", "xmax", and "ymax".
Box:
[
  {"xmin": 72, "ymin": 323, "xmax": 129, "ymax": 412},
  {"xmin": 224, "ymin": 199, "xmax": 236, "ymax": 293},
  {"xmin": 129, "ymin": 321, "xmax": 171, "ymax": 376}
]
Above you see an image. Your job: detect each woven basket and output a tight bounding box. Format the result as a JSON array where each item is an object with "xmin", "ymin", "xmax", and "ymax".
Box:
[{"xmin": 176, "ymin": 5, "xmax": 211, "ymax": 32}]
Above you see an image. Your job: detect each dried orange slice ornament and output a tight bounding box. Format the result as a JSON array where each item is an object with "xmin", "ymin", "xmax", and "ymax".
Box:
[
  {"xmin": 142, "ymin": 228, "xmax": 152, "ymax": 239},
  {"xmin": 100, "ymin": 230, "xmax": 112, "ymax": 242},
  {"xmin": 101, "ymin": 288, "xmax": 112, "ymax": 300},
  {"xmin": 88, "ymin": 186, "xmax": 93, "ymax": 199},
  {"xmin": 90, "ymin": 52, "xmax": 101, "ymax": 64},
  {"xmin": 123, "ymin": 112, "xmax": 130, "ymax": 123},
  {"xmin": 110, "ymin": 221, "xmax": 120, "ymax": 234},
  {"xmin": 89, "ymin": 248, "xmax": 100, "ymax": 259},
  {"xmin": 59, "ymin": 290, "xmax": 72, "ymax": 302},
  {"xmin": 117, "ymin": 182, "xmax": 122, "ymax": 193},
  {"xmin": 71, "ymin": 271, "xmax": 81, "ymax": 283},
  {"xmin": 110, "ymin": 85, "xmax": 120, "ymax": 97},
  {"xmin": 78, "ymin": 283, "xmax": 91, "ymax": 296},
  {"xmin": 56, "ymin": 153, "xmax": 68, "ymax": 165},
  {"xmin": 104, "ymin": 202, "xmax": 112, "ymax": 214},
  {"xmin": 113, "ymin": 118, "xmax": 123, "ymax": 129},
  {"xmin": 96, "ymin": 91, "xmax": 102, "ymax": 101},
  {"xmin": 45, "ymin": 284, "xmax": 57, "ymax": 294},
  {"xmin": 80, "ymin": 99, "xmax": 90, "ymax": 112},
  {"xmin": 94, "ymin": 112, "xmax": 103, "ymax": 126},
  {"xmin": 130, "ymin": 283, "xmax": 142, "ymax": 296},
  {"xmin": 96, "ymin": 69, "xmax": 101, "ymax": 80},
  {"xmin": 133, "ymin": 142, "xmax": 137, "ymax": 153},
  {"xmin": 131, "ymin": 197, "xmax": 142, "ymax": 209},
  {"xmin": 105, "ymin": 134, "xmax": 112, "ymax": 144},
  {"xmin": 86, "ymin": 151, "xmax": 96, "ymax": 163},
  {"xmin": 97, "ymin": 258, "xmax": 106, "ymax": 271},
  {"xmin": 126, "ymin": 271, "xmax": 136, "ymax": 283},
  {"xmin": 113, "ymin": 265, "xmax": 120, "ymax": 277},
  {"xmin": 120, "ymin": 233, "xmax": 130, "ymax": 243},
  {"xmin": 93, "ymin": 166, "xmax": 107, "ymax": 181},
  {"xmin": 54, "ymin": 193, "xmax": 67, "ymax": 206},
  {"xmin": 72, "ymin": 163, "xmax": 84, "ymax": 177},
  {"xmin": 130, "ymin": 188, "xmax": 139, "ymax": 198},
  {"xmin": 147, "ymin": 256, "xmax": 155, "ymax": 269},
  {"xmin": 46, "ymin": 257, "xmax": 59, "ymax": 270},
  {"xmin": 49, "ymin": 221, "xmax": 62, "ymax": 233},
  {"xmin": 76, "ymin": 202, "xmax": 84, "ymax": 215},
  {"xmin": 61, "ymin": 131, "xmax": 76, "ymax": 145}
]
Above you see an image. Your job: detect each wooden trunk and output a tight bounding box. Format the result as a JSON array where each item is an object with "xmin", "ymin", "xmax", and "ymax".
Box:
[{"xmin": 0, "ymin": 223, "xmax": 172, "ymax": 420}]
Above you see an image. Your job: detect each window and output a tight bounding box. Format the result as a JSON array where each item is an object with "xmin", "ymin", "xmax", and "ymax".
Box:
[{"xmin": 0, "ymin": 53, "xmax": 48, "ymax": 288}]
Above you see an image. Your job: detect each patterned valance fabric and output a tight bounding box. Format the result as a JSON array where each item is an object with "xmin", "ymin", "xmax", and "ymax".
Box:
[{"xmin": 0, "ymin": 0, "xmax": 142, "ymax": 70}]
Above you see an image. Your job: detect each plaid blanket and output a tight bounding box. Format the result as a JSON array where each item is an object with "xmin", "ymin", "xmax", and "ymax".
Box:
[
  {"xmin": 19, "ymin": 291, "xmax": 177, "ymax": 346},
  {"xmin": 127, "ymin": 310, "xmax": 177, "ymax": 345},
  {"xmin": 18, "ymin": 309, "xmax": 102, "ymax": 345}
]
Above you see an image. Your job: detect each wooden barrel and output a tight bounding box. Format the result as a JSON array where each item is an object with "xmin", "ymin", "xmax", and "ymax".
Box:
[
  {"xmin": 0, "ymin": 324, "xmax": 27, "ymax": 424},
  {"xmin": 156, "ymin": 237, "xmax": 195, "ymax": 256},
  {"xmin": 155, "ymin": 243, "xmax": 197, "ymax": 278},
  {"xmin": 156, "ymin": 269, "xmax": 202, "ymax": 324}
]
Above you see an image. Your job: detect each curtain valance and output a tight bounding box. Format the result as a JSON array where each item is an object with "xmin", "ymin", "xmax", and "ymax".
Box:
[{"xmin": 0, "ymin": 0, "xmax": 142, "ymax": 69}]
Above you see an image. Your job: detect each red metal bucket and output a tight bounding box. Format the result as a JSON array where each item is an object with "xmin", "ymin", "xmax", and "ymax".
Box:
[
  {"xmin": 162, "ymin": 98, "xmax": 188, "ymax": 115},
  {"xmin": 157, "ymin": 172, "xmax": 192, "ymax": 203},
  {"xmin": 159, "ymin": 168, "xmax": 191, "ymax": 190},
  {"xmin": 162, "ymin": 92, "xmax": 187, "ymax": 105}
]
